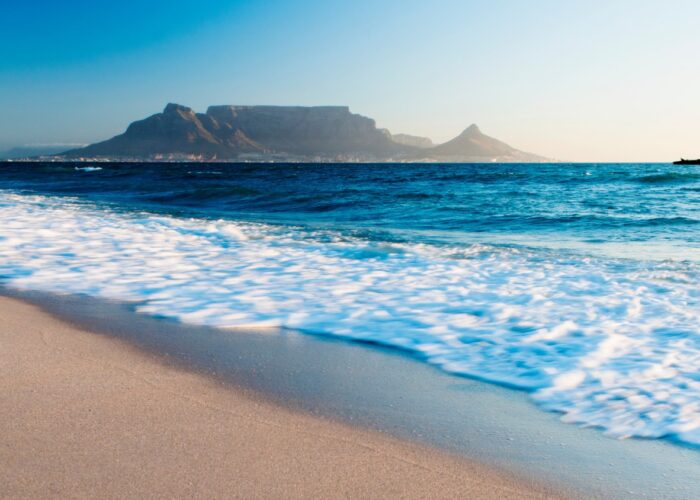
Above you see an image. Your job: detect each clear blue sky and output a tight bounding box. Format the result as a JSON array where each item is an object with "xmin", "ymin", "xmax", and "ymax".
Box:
[{"xmin": 2, "ymin": 0, "xmax": 699, "ymax": 161}]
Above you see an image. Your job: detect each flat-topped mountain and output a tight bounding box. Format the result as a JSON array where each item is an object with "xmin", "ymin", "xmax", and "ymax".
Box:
[
  {"xmin": 65, "ymin": 103, "xmax": 401, "ymax": 160},
  {"xmin": 206, "ymin": 105, "xmax": 397, "ymax": 156},
  {"xmin": 63, "ymin": 103, "xmax": 548, "ymax": 162}
]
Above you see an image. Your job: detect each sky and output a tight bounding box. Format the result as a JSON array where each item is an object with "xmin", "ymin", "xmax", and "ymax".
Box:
[{"xmin": 1, "ymin": 0, "xmax": 699, "ymax": 161}]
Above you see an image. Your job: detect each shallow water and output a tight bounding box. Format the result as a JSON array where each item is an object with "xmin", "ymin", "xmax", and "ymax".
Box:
[{"xmin": 0, "ymin": 161, "xmax": 699, "ymax": 447}]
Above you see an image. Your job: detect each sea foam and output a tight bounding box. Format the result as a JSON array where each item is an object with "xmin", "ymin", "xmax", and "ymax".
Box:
[{"xmin": 0, "ymin": 191, "xmax": 699, "ymax": 446}]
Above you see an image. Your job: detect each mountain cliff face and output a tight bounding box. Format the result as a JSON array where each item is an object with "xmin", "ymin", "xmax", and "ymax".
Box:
[
  {"xmin": 65, "ymin": 103, "xmax": 402, "ymax": 159},
  {"xmin": 206, "ymin": 105, "xmax": 396, "ymax": 155},
  {"xmin": 63, "ymin": 104, "xmax": 548, "ymax": 162}
]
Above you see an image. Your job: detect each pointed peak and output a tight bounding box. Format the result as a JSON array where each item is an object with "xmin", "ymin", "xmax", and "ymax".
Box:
[{"xmin": 461, "ymin": 124, "xmax": 482, "ymax": 136}]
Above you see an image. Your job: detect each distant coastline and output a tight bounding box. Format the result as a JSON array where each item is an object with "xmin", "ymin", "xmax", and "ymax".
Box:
[
  {"xmin": 2, "ymin": 158, "xmax": 550, "ymax": 164},
  {"xmin": 2, "ymin": 103, "xmax": 550, "ymax": 163}
]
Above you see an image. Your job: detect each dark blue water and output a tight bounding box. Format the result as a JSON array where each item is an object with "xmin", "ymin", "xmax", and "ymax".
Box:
[{"xmin": 1, "ymin": 162, "xmax": 699, "ymax": 260}]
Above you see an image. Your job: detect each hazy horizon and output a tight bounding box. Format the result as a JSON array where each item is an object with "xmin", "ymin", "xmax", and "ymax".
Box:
[{"xmin": 2, "ymin": 0, "xmax": 700, "ymax": 161}]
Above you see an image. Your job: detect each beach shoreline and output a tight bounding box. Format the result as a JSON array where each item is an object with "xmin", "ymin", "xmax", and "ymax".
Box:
[
  {"xmin": 4, "ymin": 289, "xmax": 700, "ymax": 499},
  {"xmin": 0, "ymin": 294, "xmax": 564, "ymax": 498}
]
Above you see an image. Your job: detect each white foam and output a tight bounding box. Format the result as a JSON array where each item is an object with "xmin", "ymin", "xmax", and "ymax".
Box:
[{"xmin": 1, "ymin": 191, "xmax": 699, "ymax": 445}]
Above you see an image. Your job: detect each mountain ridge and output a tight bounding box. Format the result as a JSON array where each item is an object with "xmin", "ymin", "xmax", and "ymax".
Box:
[{"xmin": 61, "ymin": 103, "xmax": 549, "ymax": 162}]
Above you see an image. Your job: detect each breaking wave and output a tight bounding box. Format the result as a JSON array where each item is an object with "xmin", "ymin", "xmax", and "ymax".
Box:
[{"xmin": 1, "ymin": 191, "xmax": 699, "ymax": 446}]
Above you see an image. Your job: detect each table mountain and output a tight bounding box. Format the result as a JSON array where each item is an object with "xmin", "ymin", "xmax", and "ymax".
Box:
[
  {"xmin": 64, "ymin": 103, "xmax": 403, "ymax": 160},
  {"xmin": 62, "ymin": 104, "xmax": 548, "ymax": 162}
]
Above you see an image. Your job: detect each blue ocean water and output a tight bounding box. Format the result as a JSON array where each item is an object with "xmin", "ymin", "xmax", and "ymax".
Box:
[{"xmin": 1, "ymin": 162, "xmax": 699, "ymax": 445}]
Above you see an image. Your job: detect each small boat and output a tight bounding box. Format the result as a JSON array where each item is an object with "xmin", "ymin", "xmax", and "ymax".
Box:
[{"xmin": 673, "ymin": 158, "xmax": 700, "ymax": 165}]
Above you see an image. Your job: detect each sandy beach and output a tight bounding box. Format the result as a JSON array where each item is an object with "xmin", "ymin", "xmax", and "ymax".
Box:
[{"xmin": 0, "ymin": 295, "xmax": 563, "ymax": 499}]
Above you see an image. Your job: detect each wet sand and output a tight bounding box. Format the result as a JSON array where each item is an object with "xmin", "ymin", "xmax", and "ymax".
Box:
[{"xmin": 0, "ymin": 295, "xmax": 562, "ymax": 499}]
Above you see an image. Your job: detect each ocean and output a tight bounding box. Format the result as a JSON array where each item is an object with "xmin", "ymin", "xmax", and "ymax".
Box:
[{"xmin": 1, "ymin": 161, "xmax": 699, "ymax": 447}]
